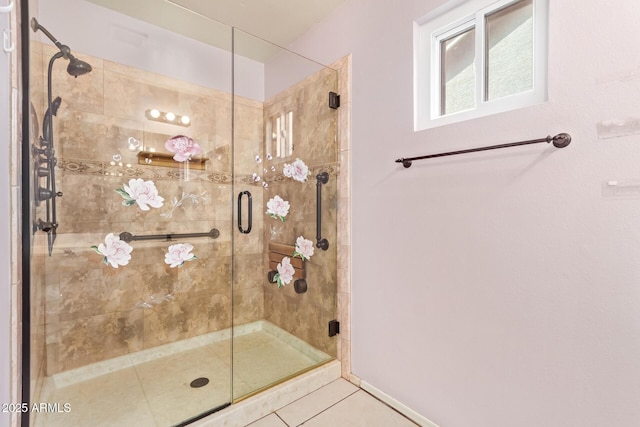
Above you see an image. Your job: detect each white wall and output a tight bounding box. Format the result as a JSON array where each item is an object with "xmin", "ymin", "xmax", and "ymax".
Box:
[
  {"xmin": 37, "ymin": 0, "xmax": 265, "ymax": 101},
  {"xmin": 264, "ymin": 48, "xmax": 327, "ymax": 100},
  {"xmin": 1, "ymin": 2, "xmax": 11, "ymax": 425},
  {"xmin": 285, "ymin": 1, "xmax": 640, "ymax": 426}
]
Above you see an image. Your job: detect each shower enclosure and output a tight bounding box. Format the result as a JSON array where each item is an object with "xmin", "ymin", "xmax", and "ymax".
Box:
[{"xmin": 24, "ymin": 0, "xmax": 339, "ymax": 425}]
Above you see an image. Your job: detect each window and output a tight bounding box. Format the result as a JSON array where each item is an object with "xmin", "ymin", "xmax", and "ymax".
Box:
[{"xmin": 414, "ymin": 0, "xmax": 548, "ymax": 130}]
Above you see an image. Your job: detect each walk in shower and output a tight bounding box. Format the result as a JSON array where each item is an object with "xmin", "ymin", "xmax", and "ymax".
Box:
[{"xmin": 25, "ymin": 0, "xmax": 339, "ymax": 425}]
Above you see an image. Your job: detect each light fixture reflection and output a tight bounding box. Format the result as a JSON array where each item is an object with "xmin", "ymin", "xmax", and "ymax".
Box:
[
  {"xmin": 145, "ymin": 109, "xmax": 191, "ymax": 127},
  {"xmin": 128, "ymin": 137, "xmax": 141, "ymax": 151}
]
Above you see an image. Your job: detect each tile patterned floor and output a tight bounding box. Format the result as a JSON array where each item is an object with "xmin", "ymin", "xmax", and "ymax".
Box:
[{"xmin": 246, "ymin": 379, "xmax": 419, "ymax": 427}]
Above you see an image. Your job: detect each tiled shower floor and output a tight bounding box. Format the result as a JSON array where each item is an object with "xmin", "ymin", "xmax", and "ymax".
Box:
[{"xmin": 35, "ymin": 321, "xmax": 330, "ymax": 427}]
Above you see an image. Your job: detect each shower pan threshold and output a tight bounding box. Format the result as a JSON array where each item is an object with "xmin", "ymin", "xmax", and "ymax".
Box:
[{"xmin": 36, "ymin": 320, "xmax": 334, "ymax": 427}]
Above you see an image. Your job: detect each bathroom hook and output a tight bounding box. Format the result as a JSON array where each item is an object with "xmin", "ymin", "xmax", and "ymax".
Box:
[
  {"xmin": 0, "ymin": 1, "xmax": 13, "ymax": 13},
  {"xmin": 3, "ymin": 28, "xmax": 14, "ymax": 53}
]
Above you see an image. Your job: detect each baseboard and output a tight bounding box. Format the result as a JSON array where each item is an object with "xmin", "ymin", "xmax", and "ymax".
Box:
[{"xmin": 359, "ymin": 380, "xmax": 440, "ymax": 427}]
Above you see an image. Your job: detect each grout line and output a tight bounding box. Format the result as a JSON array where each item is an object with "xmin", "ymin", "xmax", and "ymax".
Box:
[
  {"xmin": 358, "ymin": 389, "xmax": 420, "ymax": 426},
  {"xmin": 274, "ymin": 412, "xmax": 289, "ymax": 426},
  {"xmin": 130, "ymin": 359, "xmax": 159, "ymax": 426},
  {"xmin": 292, "ymin": 388, "xmax": 419, "ymax": 427},
  {"xmin": 359, "ymin": 380, "xmax": 436, "ymax": 426},
  {"xmin": 271, "ymin": 377, "xmax": 349, "ymax": 414},
  {"xmin": 292, "ymin": 385, "xmax": 360, "ymax": 426}
]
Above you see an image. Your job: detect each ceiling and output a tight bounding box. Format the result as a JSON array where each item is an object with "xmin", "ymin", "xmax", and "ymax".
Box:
[
  {"xmin": 168, "ymin": 0, "xmax": 345, "ymax": 47},
  {"xmin": 86, "ymin": 0, "xmax": 345, "ymax": 62}
]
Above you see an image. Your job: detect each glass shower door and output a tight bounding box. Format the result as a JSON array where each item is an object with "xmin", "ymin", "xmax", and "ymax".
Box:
[
  {"xmin": 27, "ymin": 1, "xmax": 234, "ymax": 425},
  {"xmin": 231, "ymin": 28, "xmax": 339, "ymax": 401}
]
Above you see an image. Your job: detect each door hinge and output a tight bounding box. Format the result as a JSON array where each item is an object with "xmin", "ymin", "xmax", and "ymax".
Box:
[
  {"xmin": 329, "ymin": 92, "xmax": 340, "ymax": 109},
  {"xmin": 328, "ymin": 319, "xmax": 340, "ymax": 337}
]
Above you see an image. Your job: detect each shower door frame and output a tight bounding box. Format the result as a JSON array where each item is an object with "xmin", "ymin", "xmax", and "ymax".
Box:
[{"xmin": 20, "ymin": 1, "xmax": 34, "ymax": 425}]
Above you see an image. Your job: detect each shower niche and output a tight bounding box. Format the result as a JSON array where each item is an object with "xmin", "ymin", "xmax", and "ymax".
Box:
[
  {"xmin": 266, "ymin": 110, "xmax": 294, "ymax": 159},
  {"xmin": 25, "ymin": 1, "xmax": 339, "ymax": 426}
]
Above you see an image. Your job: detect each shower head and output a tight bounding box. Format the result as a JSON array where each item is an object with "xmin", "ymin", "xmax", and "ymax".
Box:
[
  {"xmin": 67, "ymin": 55, "xmax": 92, "ymax": 77},
  {"xmin": 30, "ymin": 17, "xmax": 92, "ymax": 77}
]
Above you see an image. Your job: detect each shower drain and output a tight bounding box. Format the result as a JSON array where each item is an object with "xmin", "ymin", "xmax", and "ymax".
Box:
[{"xmin": 190, "ymin": 377, "xmax": 210, "ymax": 388}]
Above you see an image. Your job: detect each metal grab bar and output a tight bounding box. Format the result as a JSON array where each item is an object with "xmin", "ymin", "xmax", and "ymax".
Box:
[
  {"xmin": 119, "ymin": 228, "xmax": 220, "ymax": 243},
  {"xmin": 395, "ymin": 133, "xmax": 572, "ymax": 168},
  {"xmin": 237, "ymin": 191, "xmax": 252, "ymax": 234},
  {"xmin": 316, "ymin": 172, "xmax": 329, "ymax": 250}
]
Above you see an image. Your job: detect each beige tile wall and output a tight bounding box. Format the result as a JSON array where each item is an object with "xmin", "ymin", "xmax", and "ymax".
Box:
[
  {"xmin": 262, "ymin": 66, "xmax": 339, "ymax": 357},
  {"xmin": 258, "ymin": 54, "xmax": 351, "ymax": 371},
  {"xmin": 31, "ymin": 42, "xmax": 256, "ymax": 375},
  {"xmin": 16, "ymin": 40, "xmax": 351, "ymax": 414}
]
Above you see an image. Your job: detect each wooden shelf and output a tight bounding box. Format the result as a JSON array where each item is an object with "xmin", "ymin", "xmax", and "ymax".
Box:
[
  {"xmin": 268, "ymin": 242, "xmax": 306, "ymax": 279},
  {"xmin": 137, "ymin": 151, "xmax": 209, "ymax": 170}
]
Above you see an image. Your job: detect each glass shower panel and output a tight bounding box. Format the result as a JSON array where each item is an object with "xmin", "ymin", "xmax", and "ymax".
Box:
[
  {"xmin": 231, "ymin": 29, "xmax": 338, "ymax": 401},
  {"xmin": 28, "ymin": 1, "xmax": 233, "ymax": 425}
]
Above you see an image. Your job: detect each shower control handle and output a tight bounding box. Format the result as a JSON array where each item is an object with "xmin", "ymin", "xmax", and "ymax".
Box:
[
  {"xmin": 37, "ymin": 187, "xmax": 63, "ymax": 202},
  {"xmin": 237, "ymin": 191, "xmax": 252, "ymax": 234}
]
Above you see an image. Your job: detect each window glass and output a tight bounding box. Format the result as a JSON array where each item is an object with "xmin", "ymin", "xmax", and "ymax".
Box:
[
  {"xmin": 441, "ymin": 27, "xmax": 476, "ymax": 115},
  {"xmin": 414, "ymin": 0, "xmax": 547, "ymax": 130},
  {"xmin": 485, "ymin": 0, "xmax": 533, "ymax": 101}
]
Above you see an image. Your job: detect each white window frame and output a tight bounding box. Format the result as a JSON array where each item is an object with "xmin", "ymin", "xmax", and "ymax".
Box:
[{"xmin": 414, "ymin": 0, "xmax": 548, "ymax": 131}]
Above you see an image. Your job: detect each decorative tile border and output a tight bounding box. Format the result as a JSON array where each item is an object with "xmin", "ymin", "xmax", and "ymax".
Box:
[
  {"xmin": 57, "ymin": 158, "xmax": 234, "ymax": 183},
  {"xmin": 56, "ymin": 158, "xmax": 340, "ymax": 185},
  {"xmin": 266, "ymin": 162, "xmax": 340, "ymax": 184}
]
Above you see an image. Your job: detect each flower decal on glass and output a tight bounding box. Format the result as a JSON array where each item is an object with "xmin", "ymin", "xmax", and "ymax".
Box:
[
  {"xmin": 164, "ymin": 243, "xmax": 197, "ymax": 268},
  {"xmin": 160, "ymin": 191, "xmax": 208, "ymax": 219},
  {"xmin": 293, "ymin": 236, "xmax": 314, "ymax": 261},
  {"xmin": 165, "ymin": 135, "xmax": 201, "ymax": 162},
  {"xmin": 266, "ymin": 195, "xmax": 290, "ymax": 222},
  {"xmin": 91, "ymin": 233, "xmax": 133, "ymax": 268},
  {"xmin": 283, "ymin": 158, "xmax": 310, "ymax": 182},
  {"xmin": 116, "ymin": 178, "xmax": 165, "ymax": 211},
  {"xmin": 272, "ymin": 257, "xmax": 295, "ymax": 288}
]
